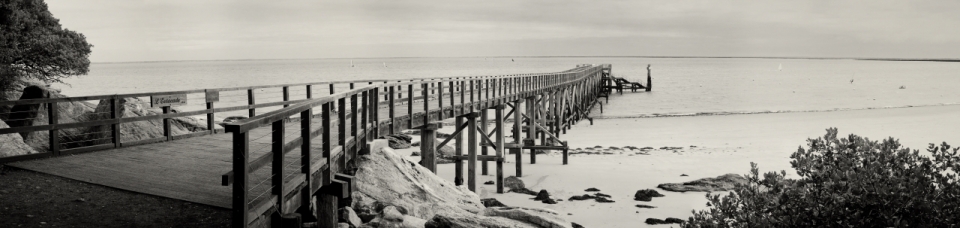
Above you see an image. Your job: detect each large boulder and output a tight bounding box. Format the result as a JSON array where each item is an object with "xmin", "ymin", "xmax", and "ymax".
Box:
[
  {"xmin": 85, "ymin": 97, "xmax": 202, "ymax": 145},
  {"xmin": 424, "ymin": 211, "xmax": 539, "ymax": 228},
  {"xmin": 385, "ymin": 135, "xmax": 412, "ymax": 149},
  {"xmin": 0, "ymin": 120, "xmax": 39, "ymax": 158},
  {"xmin": 353, "ymin": 140, "xmax": 484, "ymax": 221},
  {"xmin": 5, "ymin": 84, "xmax": 97, "ymax": 151},
  {"xmin": 483, "ymin": 207, "xmax": 571, "ymax": 228},
  {"xmin": 657, "ymin": 173, "xmax": 748, "ymax": 192}
]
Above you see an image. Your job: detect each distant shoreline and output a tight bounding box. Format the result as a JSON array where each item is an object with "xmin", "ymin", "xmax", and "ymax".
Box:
[{"xmin": 91, "ymin": 56, "xmax": 960, "ymax": 64}]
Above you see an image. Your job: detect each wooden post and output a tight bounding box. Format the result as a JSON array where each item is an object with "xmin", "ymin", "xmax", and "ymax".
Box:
[
  {"xmin": 48, "ymin": 101, "xmax": 59, "ymax": 154},
  {"xmin": 562, "ymin": 141, "xmax": 569, "ymax": 165},
  {"xmin": 111, "ymin": 97, "xmax": 121, "ymax": 148},
  {"xmin": 205, "ymin": 97, "xmax": 215, "ymax": 134},
  {"xmin": 300, "ymin": 109, "xmax": 313, "ymax": 217},
  {"xmin": 232, "ymin": 131, "xmax": 250, "ymax": 228},
  {"xmin": 350, "ymin": 94, "xmax": 358, "ymax": 167},
  {"xmin": 162, "ymin": 106, "xmax": 171, "ymax": 141},
  {"xmin": 448, "ymin": 81, "xmax": 455, "ymax": 116},
  {"xmin": 466, "ymin": 112, "xmax": 478, "ymax": 192},
  {"xmin": 512, "ymin": 100, "xmax": 523, "ymax": 177},
  {"xmin": 494, "ymin": 105, "xmax": 505, "ymax": 193},
  {"xmin": 388, "ymin": 86, "xmax": 395, "ymax": 135},
  {"xmin": 422, "ymin": 83, "xmax": 429, "ymax": 125},
  {"xmin": 480, "ymin": 109, "xmax": 488, "ymax": 176},
  {"xmin": 282, "ymin": 86, "xmax": 290, "ymax": 107},
  {"xmin": 317, "ymin": 194, "xmax": 338, "ymax": 228},
  {"xmin": 338, "ymin": 97, "xmax": 347, "ymax": 171},
  {"xmin": 407, "ymin": 84, "xmax": 413, "ymax": 129},
  {"xmin": 454, "ymin": 116, "xmax": 464, "ymax": 186},
  {"xmin": 271, "ymin": 120, "xmax": 285, "ymax": 211},
  {"xmin": 322, "ymin": 103, "xmax": 333, "ymax": 186},
  {"xmin": 419, "ymin": 122, "xmax": 442, "ymax": 173},
  {"xmin": 306, "ymin": 84, "xmax": 313, "ymax": 99},
  {"xmin": 438, "ymin": 81, "xmax": 444, "ymax": 120},
  {"xmin": 247, "ymin": 89, "xmax": 255, "ymax": 117},
  {"xmin": 525, "ymin": 96, "xmax": 537, "ymax": 164}
]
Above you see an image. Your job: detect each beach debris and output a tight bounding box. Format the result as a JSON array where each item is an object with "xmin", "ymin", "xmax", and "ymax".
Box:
[
  {"xmin": 503, "ymin": 176, "xmax": 525, "ymax": 190},
  {"xmin": 634, "ymin": 189, "xmax": 665, "ymax": 201},
  {"xmin": 680, "ymin": 174, "xmax": 689, "ymax": 177},
  {"xmin": 635, "ymin": 204, "xmax": 656, "ymax": 209},
  {"xmin": 584, "ymin": 187, "xmax": 601, "ymax": 192},
  {"xmin": 645, "ymin": 217, "xmax": 684, "ymax": 225},
  {"xmin": 657, "ymin": 173, "xmax": 747, "ymax": 192},
  {"xmin": 483, "ymin": 181, "xmax": 494, "ymax": 185},
  {"xmin": 568, "ymin": 193, "xmax": 615, "ymax": 203},
  {"xmin": 542, "ymin": 198, "xmax": 558, "ymax": 204},
  {"xmin": 480, "ymin": 198, "xmax": 507, "ymax": 208},
  {"xmin": 623, "ymin": 146, "xmax": 638, "ymax": 150},
  {"xmin": 641, "ymin": 147, "xmax": 654, "ymax": 150},
  {"xmin": 594, "ymin": 192, "xmax": 611, "ymax": 198},
  {"xmin": 899, "ymin": 85, "xmax": 906, "ymax": 89},
  {"xmin": 660, "ymin": 146, "xmax": 684, "ymax": 150},
  {"xmin": 572, "ymin": 222, "xmax": 585, "ymax": 228},
  {"xmin": 608, "ymin": 146, "xmax": 620, "ymax": 150}
]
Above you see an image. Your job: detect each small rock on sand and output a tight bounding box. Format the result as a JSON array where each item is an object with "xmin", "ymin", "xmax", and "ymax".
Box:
[
  {"xmin": 572, "ymin": 222, "xmax": 585, "ymax": 228},
  {"xmin": 680, "ymin": 174, "xmax": 688, "ymax": 176},
  {"xmin": 503, "ymin": 176, "xmax": 525, "ymax": 190},
  {"xmin": 533, "ymin": 190, "xmax": 551, "ymax": 201},
  {"xmin": 584, "ymin": 188, "xmax": 600, "ymax": 192},
  {"xmin": 483, "ymin": 181, "xmax": 494, "ymax": 185},
  {"xmin": 645, "ymin": 217, "xmax": 684, "ymax": 225},
  {"xmin": 542, "ymin": 198, "xmax": 558, "ymax": 204},
  {"xmin": 635, "ymin": 204, "xmax": 656, "ymax": 209},
  {"xmin": 634, "ymin": 189, "xmax": 664, "ymax": 201},
  {"xmin": 481, "ymin": 198, "xmax": 507, "ymax": 208}
]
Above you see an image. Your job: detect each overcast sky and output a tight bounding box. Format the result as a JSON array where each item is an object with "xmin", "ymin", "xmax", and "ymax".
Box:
[{"xmin": 47, "ymin": 0, "xmax": 960, "ymax": 63}]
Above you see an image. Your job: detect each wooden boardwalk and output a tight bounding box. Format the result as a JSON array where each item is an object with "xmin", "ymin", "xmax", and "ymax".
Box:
[{"xmin": 3, "ymin": 64, "xmax": 614, "ymax": 227}]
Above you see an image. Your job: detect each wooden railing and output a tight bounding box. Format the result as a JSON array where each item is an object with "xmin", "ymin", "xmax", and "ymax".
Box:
[
  {"xmin": 221, "ymin": 65, "xmax": 606, "ymax": 227},
  {"xmin": 0, "ymin": 68, "xmax": 597, "ymax": 164}
]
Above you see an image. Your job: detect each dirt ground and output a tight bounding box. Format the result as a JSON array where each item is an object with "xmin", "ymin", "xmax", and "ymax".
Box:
[{"xmin": 0, "ymin": 166, "xmax": 230, "ymax": 228}]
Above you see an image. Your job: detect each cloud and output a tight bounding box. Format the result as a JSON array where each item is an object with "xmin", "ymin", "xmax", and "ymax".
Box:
[{"xmin": 45, "ymin": 0, "xmax": 960, "ymax": 62}]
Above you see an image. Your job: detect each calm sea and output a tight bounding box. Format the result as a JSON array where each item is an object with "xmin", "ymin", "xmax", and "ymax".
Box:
[{"xmin": 57, "ymin": 57, "xmax": 960, "ymax": 118}]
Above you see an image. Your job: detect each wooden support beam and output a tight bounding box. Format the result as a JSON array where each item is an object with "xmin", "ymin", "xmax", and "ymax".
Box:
[
  {"xmin": 494, "ymin": 104, "xmax": 505, "ymax": 194},
  {"xmin": 316, "ymin": 192, "xmax": 338, "ymax": 228},
  {"xmin": 511, "ymin": 99, "xmax": 523, "ymax": 177},
  {"xmin": 480, "ymin": 110, "xmax": 489, "ymax": 176},
  {"xmin": 419, "ymin": 122, "xmax": 442, "ymax": 173},
  {"xmin": 525, "ymin": 96, "xmax": 537, "ymax": 164},
  {"xmin": 451, "ymin": 155, "xmax": 502, "ymax": 162},
  {"xmin": 454, "ymin": 116, "xmax": 464, "ymax": 186},
  {"xmin": 466, "ymin": 112, "xmax": 478, "ymax": 192}
]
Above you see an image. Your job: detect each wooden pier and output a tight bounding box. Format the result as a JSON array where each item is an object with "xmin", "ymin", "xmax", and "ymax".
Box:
[{"xmin": 0, "ymin": 64, "xmax": 630, "ymax": 228}]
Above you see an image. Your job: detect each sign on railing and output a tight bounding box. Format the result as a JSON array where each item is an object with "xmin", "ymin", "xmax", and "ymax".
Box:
[{"xmin": 151, "ymin": 94, "xmax": 188, "ymax": 107}]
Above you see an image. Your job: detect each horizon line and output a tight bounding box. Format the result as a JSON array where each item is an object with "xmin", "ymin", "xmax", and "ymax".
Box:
[{"xmin": 92, "ymin": 55, "xmax": 960, "ymax": 64}]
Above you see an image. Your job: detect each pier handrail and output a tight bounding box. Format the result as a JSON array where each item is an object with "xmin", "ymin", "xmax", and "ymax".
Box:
[{"xmin": 221, "ymin": 64, "xmax": 605, "ymax": 227}]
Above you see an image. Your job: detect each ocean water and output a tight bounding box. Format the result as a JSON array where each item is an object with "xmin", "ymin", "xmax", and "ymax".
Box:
[{"xmin": 56, "ymin": 57, "xmax": 960, "ymax": 118}]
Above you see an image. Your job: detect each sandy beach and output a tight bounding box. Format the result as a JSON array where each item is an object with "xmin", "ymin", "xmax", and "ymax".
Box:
[{"xmin": 392, "ymin": 104, "xmax": 960, "ymax": 227}]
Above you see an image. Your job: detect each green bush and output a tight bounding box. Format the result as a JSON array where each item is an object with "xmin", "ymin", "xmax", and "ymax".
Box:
[{"xmin": 685, "ymin": 128, "xmax": 960, "ymax": 228}]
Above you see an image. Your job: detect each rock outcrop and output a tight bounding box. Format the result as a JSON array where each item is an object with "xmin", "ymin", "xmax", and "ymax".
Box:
[
  {"xmin": 385, "ymin": 135, "xmax": 412, "ymax": 149},
  {"xmin": 352, "ymin": 140, "xmax": 484, "ymax": 221},
  {"xmin": 0, "ymin": 120, "xmax": 39, "ymax": 157},
  {"xmin": 657, "ymin": 173, "xmax": 748, "ymax": 192},
  {"xmin": 424, "ymin": 211, "xmax": 539, "ymax": 228},
  {"xmin": 483, "ymin": 207, "xmax": 571, "ymax": 228}
]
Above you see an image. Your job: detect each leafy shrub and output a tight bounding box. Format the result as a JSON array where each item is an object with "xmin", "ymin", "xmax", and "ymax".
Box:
[{"xmin": 685, "ymin": 128, "xmax": 960, "ymax": 228}]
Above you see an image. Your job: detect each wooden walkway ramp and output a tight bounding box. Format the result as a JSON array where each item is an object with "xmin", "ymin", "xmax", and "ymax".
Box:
[{"xmin": 3, "ymin": 64, "xmax": 613, "ymax": 228}]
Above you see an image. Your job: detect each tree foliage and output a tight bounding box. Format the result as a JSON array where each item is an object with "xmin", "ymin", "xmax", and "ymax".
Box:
[
  {"xmin": 0, "ymin": 0, "xmax": 92, "ymax": 92},
  {"xmin": 685, "ymin": 128, "xmax": 960, "ymax": 227}
]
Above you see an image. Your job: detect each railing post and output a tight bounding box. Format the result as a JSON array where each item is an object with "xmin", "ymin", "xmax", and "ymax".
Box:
[
  {"xmin": 407, "ymin": 83, "xmax": 413, "ymax": 129},
  {"xmin": 322, "ymin": 102, "xmax": 333, "ymax": 186},
  {"xmin": 466, "ymin": 112, "xmax": 478, "ymax": 192},
  {"xmin": 111, "ymin": 97, "xmax": 120, "ymax": 148},
  {"xmin": 282, "ymin": 86, "xmax": 290, "ymax": 108},
  {"xmin": 388, "ymin": 86, "xmax": 395, "ymax": 135},
  {"xmin": 454, "ymin": 116, "xmax": 464, "ymax": 186},
  {"xmin": 437, "ymin": 81, "xmax": 444, "ymax": 120},
  {"xmin": 205, "ymin": 91, "xmax": 216, "ymax": 134},
  {"xmin": 306, "ymin": 84, "xmax": 313, "ymax": 99},
  {"xmin": 513, "ymin": 99, "xmax": 523, "ymax": 177},
  {"xmin": 271, "ymin": 120, "xmax": 284, "ymax": 212},
  {"xmin": 300, "ymin": 109, "xmax": 312, "ymax": 215},
  {"xmin": 162, "ymin": 106, "xmax": 171, "ymax": 141},
  {"xmin": 232, "ymin": 131, "xmax": 250, "ymax": 228},
  {"xmin": 48, "ymin": 101, "xmax": 59, "ymax": 155},
  {"xmin": 247, "ymin": 89, "xmax": 255, "ymax": 117},
  {"xmin": 350, "ymin": 93, "xmax": 358, "ymax": 167},
  {"xmin": 480, "ymin": 109, "xmax": 488, "ymax": 176},
  {"xmin": 422, "ymin": 82, "xmax": 429, "ymax": 125},
  {"xmin": 338, "ymin": 97, "xmax": 347, "ymax": 172}
]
